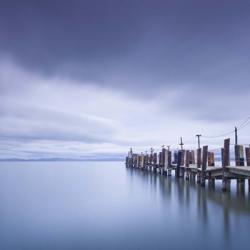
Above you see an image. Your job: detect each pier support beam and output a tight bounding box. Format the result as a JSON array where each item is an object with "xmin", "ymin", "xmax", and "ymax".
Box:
[
  {"xmin": 222, "ymin": 178, "xmax": 230, "ymax": 192},
  {"xmin": 197, "ymin": 172, "xmax": 201, "ymax": 183},
  {"xmin": 208, "ymin": 178, "xmax": 215, "ymax": 189},
  {"xmin": 180, "ymin": 168, "xmax": 185, "ymax": 178},
  {"xmin": 167, "ymin": 169, "xmax": 172, "ymax": 176},
  {"xmin": 237, "ymin": 179, "xmax": 245, "ymax": 194},
  {"xmin": 190, "ymin": 173, "xmax": 196, "ymax": 181}
]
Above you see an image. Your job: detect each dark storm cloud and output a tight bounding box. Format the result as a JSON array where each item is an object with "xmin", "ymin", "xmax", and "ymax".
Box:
[{"xmin": 0, "ymin": 0, "xmax": 250, "ymax": 91}]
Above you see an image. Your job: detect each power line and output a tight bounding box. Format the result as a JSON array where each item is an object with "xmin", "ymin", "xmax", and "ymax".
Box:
[
  {"xmin": 202, "ymin": 130, "xmax": 235, "ymax": 139},
  {"xmin": 238, "ymin": 116, "xmax": 250, "ymax": 129},
  {"xmin": 201, "ymin": 114, "xmax": 250, "ymax": 139},
  {"xmin": 238, "ymin": 119, "xmax": 250, "ymax": 130}
]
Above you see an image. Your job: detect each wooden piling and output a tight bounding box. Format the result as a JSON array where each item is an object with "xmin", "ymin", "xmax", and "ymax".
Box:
[
  {"xmin": 167, "ymin": 150, "xmax": 172, "ymax": 176},
  {"xmin": 196, "ymin": 149, "xmax": 201, "ymax": 183},
  {"xmin": 133, "ymin": 154, "xmax": 137, "ymax": 167},
  {"xmin": 222, "ymin": 138, "xmax": 230, "ymax": 192},
  {"xmin": 168, "ymin": 150, "xmax": 172, "ymax": 166},
  {"xmin": 197, "ymin": 148, "xmax": 201, "ymax": 168},
  {"xmin": 245, "ymin": 147, "xmax": 250, "ymax": 166},
  {"xmin": 201, "ymin": 146, "xmax": 208, "ymax": 187},
  {"xmin": 126, "ymin": 134, "xmax": 250, "ymax": 194},
  {"xmin": 185, "ymin": 150, "xmax": 190, "ymax": 167},
  {"xmin": 141, "ymin": 153, "xmax": 144, "ymax": 169},
  {"xmin": 162, "ymin": 148, "xmax": 166, "ymax": 167},
  {"xmin": 197, "ymin": 172, "xmax": 201, "ymax": 183},
  {"xmin": 221, "ymin": 148, "xmax": 224, "ymax": 166},
  {"xmin": 224, "ymin": 139, "xmax": 230, "ymax": 167},
  {"xmin": 153, "ymin": 153, "xmax": 157, "ymax": 165},
  {"xmin": 176, "ymin": 150, "xmax": 182, "ymax": 178},
  {"xmin": 159, "ymin": 152, "xmax": 162, "ymax": 167},
  {"xmin": 145, "ymin": 154, "xmax": 149, "ymax": 168},
  {"xmin": 163, "ymin": 148, "xmax": 169, "ymax": 174},
  {"xmin": 237, "ymin": 179, "xmax": 245, "ymax": 194},
  {"xmin": 235, "ymin": 145, "xmax": 244, "ymax": 166},
  {"xmin": 181, "ymin": 150, "xmax": 185, "ymax": 166},
  {"xmin": 185, "ymin": 150, "xmax": 190, "ymax": 180},
  {"xmin": 208, "ymin": 152, "xmax": 215, "ymax": 166},
  {"xmin": 190, "ymin": 150, "xmax": 195, "ymax": 164}
]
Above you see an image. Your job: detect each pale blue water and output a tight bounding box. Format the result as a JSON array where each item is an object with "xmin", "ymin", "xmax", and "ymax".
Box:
[{"xmin": 0, "ymin": 161, "xmax": 250, "ymax": 250}]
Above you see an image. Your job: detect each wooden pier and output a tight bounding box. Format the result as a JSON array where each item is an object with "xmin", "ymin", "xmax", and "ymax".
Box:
[{"xmin": 125, "ymin": 138, "xmax": 250, "ymax": 192}]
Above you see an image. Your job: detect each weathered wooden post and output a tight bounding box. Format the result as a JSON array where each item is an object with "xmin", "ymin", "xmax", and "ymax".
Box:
[
  {"xmin": 221, "ymin": 148, "xmax": 224, "ymax": 166},
  {"xmin": 207, "ymin": 151, "xmax": 215, "ymax": 184},
  {"xmin": 181, "ymin": 149, "xmax": 185, "ymax": 167},
  {"xmin": 176, "ymin": 150, "xmax": 182, "ymax": 178},
  {"xmin": 190, "ymin": 150, "xmax": 195, "ymax": 164},
  {"xmin": 158, "ymin": 151, "xmax": 162, "ymax": 173},
  {"xmin": 140, "ymin": 153, "xmax": 144, "ymax": 169},
  {"xmin": 245, "ymin": 147, "xmax": 250, "ymax": 166},
  {"xmin": 235, "ymin": 145, "xmax": 245, "ymax": 166},
  {"xmin": 162, "ymin": 147, "xmax": 166, "ymax": 175},
  {"xmin": 208, "ymin": 152, "xmax": 215, "ymax": 166},
  {"xmin": 173, "ymin": 151, "xmax": 178, "ymax": 164},
  {"xmin": 137, "ymin": 154, "xmax": 140, "ymax": 168},
  {"xmin": 185, "ymin": 150, "xmax": 190, "ymax": 180},
  {"xmin": 246, "ymin": 147, "xmax": 250, "ymax": 192},
  {"xmin": 167, "ymin": 150, "xmax": 172, "ymax": 176},
  {"xmin": 234, "ymin": 144, "xmax": 245, "ymax": 185},
  {"xmin": 197, "ymin": 148, "xmax": 202, "ymax": 183},
  {"xmin": 224, "ymin": 138, "xmax": 230, "ymax": 166},
  {"xmin": 149, "ymin": 149, "xmax": 153, "ymax": 170},
  {"xmin": 185, "ymin": 150, "xmax": 190, "ymax": 167},
  {"xmin": 125, "ymin": 156, "xmax": 128, "ymax": 167},
  {"xmin": 130, "ymin": 148, "xmax": 133, "ymax": 167},
  {"xmin": 153, "ymin": 152, "xmax": 157, "ymax": 172},
  {"xmin": 201, "ymin": 146, "xmax": 208, "ymax": 187},
  {"xmin": 197, "ymin": 148, "xmax": 201, "ymax": 168},
  {"xmin": 222, "ymin": 138, "xmax": 230, "ymax": 192},
  {"xmin": 145, "ymin": 153, "xmax": 147, "ymax": 168},
  {"xmin": 189, "ymin": 150, "xmax": 195, "ymax": 179},
  {"xmin": 133, "ymin": 154, "xmax": 137, "ymax": 168},
  {"xmin": 163, "ymin": 148, "xmax": 168, "ymax": 174}
]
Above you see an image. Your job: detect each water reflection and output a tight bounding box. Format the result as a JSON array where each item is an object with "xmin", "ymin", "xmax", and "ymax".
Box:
[
  {"xmin": 126, "ymin": 167, "xmax": 250, "ymax": 245},
  {"xmin": 0, "ymin": 162, "xmax": 249, "ymax": 250}
]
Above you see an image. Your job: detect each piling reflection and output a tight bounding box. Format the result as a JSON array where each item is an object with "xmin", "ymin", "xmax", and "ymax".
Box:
[{"xmin": 126, "ymin": 167, "xmax": 250, "ymax": 242}]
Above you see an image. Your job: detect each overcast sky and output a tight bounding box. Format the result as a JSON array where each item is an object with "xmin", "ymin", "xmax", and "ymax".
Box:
[{"xmin": 0, "ymin": 0, "xmax": 250, "ymax": 160}]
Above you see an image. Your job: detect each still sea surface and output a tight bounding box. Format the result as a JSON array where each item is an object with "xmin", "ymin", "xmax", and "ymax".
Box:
[{"xmin": 0, "ymin": 161, "xmax": 250, "ymax": 250}]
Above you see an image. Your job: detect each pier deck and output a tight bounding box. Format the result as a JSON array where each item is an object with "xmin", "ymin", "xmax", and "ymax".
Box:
[{"xmin": 125, "ymin": 138, "xmax": 250, "ymax": 191}]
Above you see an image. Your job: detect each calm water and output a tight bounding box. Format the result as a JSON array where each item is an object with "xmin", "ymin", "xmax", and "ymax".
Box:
[{"xmin": 0, "ymin": 161, "xmax": 250, "ymax": 250}]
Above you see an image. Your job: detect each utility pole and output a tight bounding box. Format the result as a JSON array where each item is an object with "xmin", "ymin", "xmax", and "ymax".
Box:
[
  {"xmin": 196, "ymin": 134, "xmax": 202, "ymax": 149},
  {"xmin": 235, "ymin": 126, "xmax": 238, "ymax": 146},
  {"xmin": 179, "ymin": 137, "xmax": 184, "ymax": 150}
]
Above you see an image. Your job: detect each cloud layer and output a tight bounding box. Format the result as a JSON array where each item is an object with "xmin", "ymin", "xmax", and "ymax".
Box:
[
  {"xmin": 1, "ymin": 58, "xmax": 250, "ymax": 160},
  {"xmin": 0, "ymin": 1, "xmax": 250, "ymax": 159}
]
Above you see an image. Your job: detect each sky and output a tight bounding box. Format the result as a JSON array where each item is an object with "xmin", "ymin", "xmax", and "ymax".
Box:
[{"xmin": 0, "ymin": 0, "xmax": 250, "ymax": 160}]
